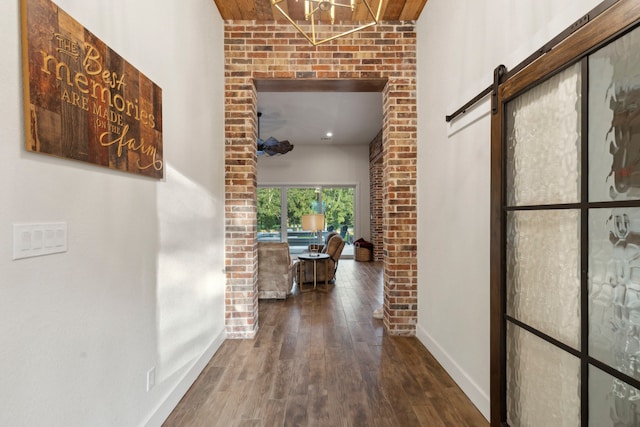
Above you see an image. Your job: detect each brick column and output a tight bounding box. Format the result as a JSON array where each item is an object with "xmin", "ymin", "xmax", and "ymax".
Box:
[
  {"xmin": 369, "ymin": 130, "xmax": 383, "ymax": 262},
  {"xmin": 382, "ymin": 78, "xmax": 418, "ymax": 336},
  {"xmin": 224, "ymin": 69, "xmax": 259, "ymax": 338}
]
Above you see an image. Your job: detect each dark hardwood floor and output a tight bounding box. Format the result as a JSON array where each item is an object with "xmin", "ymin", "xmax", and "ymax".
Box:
[{"xmin": 163, "ymin": 260, "xmax": 488, "ymax": 427}]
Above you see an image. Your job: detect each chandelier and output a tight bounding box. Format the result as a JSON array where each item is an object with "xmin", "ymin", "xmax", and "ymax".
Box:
[{"xmin": 272, "ymin": 0, "xmax": 382, "ymax": 46}]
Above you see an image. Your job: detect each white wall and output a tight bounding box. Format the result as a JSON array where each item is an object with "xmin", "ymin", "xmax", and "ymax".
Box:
[
  {"xmin": 0, "ymin": 1, "xmax": 225, "ymax": 426},
  {"xmin": 258, "ymin": 144, "xmax": 371, "ymax": 241},
  {"xmin": 415, "ymin": 0, "xmax": 603, "ymax": 420}
]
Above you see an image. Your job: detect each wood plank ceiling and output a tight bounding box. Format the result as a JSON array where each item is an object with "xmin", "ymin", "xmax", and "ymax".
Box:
[{"xmin": 213, "ymin": 0, "xmax": 428, "ymax": 22}]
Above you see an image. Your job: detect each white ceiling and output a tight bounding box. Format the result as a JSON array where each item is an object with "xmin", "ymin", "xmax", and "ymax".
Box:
[{"xmin": 257, "ymin": 92, "xmax": 383, "ymax": 146}]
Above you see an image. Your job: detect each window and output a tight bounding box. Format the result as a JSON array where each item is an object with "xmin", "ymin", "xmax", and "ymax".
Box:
[
  {"xmin": 257, "ymin": 187, "xmax": 281, "ymax": 242},
  {"xmin": 258, "ymin": 185, "xmax": 356, "ymax": 257}
]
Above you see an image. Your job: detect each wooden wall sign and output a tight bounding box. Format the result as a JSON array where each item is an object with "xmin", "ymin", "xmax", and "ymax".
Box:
[{"xmin": 20, "ymin": 0, "xmax": 163, "ymax": 178}]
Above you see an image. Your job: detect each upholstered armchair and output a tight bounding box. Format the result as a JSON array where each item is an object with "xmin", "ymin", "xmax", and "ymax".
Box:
[
  {"xmin": 308, "ymin": 231, "xmax": 338, "ymax": 254},
  {"xmin": 296, "ymin": 234, "xmax": 345, "ymax": 284},
  {"xmin": 257, "ymin": 242, "xmax": 294, "ymax": 299}
]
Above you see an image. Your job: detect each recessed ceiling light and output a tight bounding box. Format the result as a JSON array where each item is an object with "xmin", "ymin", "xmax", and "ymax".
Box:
[{"xmin": 326, "ymin": 132, "xmax": 333, "ymax": 138}]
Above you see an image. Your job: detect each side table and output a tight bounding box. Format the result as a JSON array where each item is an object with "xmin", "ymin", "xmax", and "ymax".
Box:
[{"xmin": 298, "ymin": 253, "xmax": 330, "ymax": 292}]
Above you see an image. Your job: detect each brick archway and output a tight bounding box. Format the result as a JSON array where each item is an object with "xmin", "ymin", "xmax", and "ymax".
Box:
[{"xmin": 223, "ymin": 22, "xmax": 417, "ymax": 338}]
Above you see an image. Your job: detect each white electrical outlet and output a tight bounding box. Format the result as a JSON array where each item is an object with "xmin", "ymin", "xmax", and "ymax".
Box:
[{"xmin": 146, "ymin": 367, "xmax": 156, "ymax": 392}]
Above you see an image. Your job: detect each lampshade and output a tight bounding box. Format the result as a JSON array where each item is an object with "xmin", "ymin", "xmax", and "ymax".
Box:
[{"xmin": 301, "ymin": 214, "xmax": 325, "ymax": 232}]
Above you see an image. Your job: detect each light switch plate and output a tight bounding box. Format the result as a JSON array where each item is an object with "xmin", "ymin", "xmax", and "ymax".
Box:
[{"xmin": 13, "ymin": 223, "xmax": 67, "ymax": 260}]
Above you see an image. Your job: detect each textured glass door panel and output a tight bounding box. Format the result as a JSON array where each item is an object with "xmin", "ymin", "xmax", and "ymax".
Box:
[
  {"xmin": 589, "ymin": 26, "xmax": 640, "ymax": 202},
  {"xmin": 507, "ymin": 209, "xmax": 581, "ymax": 349},
  {"xmin": 507, "ymin": 323, "xmax": 580, "ymax": 427},
  {"xmin": 590, "ymin": 207, "xmax": 640, "ymax": 380},
  {"xmin": 506, "ymin": 63, "xmax": 581, "ymax": 207},
  {"xmin": 589, "ymin": 365, "xmax": 640, "ymax": 427}
]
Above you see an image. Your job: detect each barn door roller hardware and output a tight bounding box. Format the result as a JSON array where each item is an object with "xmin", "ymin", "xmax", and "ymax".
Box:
[{"xmin": 445, "ymin": 0, "xmax": 620, "ymax": 123}]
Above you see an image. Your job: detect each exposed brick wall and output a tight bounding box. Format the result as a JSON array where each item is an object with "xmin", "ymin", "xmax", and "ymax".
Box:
[
  {"xmin": 224, "ymin": 21, "xmax": 417, "ymax": 336},
  {"xmin": 381, "ymin": 81, "xmax": 418, "ymax": 336},
  {"xmin": 224, "ymin": 84, "xmax": 259, "ymax": 339},
  {"xmin": 369, "ymin": 130, "xmax": 383, "ymax": 262}
]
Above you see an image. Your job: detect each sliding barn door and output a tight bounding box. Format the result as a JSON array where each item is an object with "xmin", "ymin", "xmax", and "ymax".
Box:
[
  {"xmin": 504, "ymin": 62, "xmax": 582, "ymax": 426},
  {"xmin": 491, "ymin": 2, "xmax": 640, "ymax": 425}
]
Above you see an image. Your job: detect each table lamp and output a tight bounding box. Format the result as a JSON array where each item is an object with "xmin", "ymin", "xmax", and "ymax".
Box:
[{"xmin": 301, "ymin": 213, "xmax": 325, "ymax": 256}]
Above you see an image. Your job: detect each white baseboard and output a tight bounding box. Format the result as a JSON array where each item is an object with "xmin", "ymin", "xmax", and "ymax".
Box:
[
  {"xmin": 416, "ymin": 324, "xmax": 490, "ymax": 421},
  {"xmin": 142, "ymin": 330, "xmax": 226, "ymax": 427}
]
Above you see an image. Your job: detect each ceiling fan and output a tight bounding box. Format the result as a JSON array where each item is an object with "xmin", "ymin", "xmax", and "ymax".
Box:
[{"xmin": 257, "ymin": 112, "xmax": 294, "ymax": 157}]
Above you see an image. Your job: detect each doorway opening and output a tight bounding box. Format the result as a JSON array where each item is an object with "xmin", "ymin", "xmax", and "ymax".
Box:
[{"xmin": 224, "ymin": 75, "xmax": 418, "ymax": 338}]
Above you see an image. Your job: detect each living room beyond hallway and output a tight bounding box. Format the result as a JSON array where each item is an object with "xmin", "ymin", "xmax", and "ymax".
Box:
[{"xmin": 163, "ymin": 260, "xmax": 487, "ymax": 426}]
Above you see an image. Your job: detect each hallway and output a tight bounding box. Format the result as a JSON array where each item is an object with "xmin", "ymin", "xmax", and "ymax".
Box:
[{"xmin": 163, "ymin": 260, "xmax": 487, "ymax": 426}]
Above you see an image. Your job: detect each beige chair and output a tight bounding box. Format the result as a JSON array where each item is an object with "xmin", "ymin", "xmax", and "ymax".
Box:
[
  {"xmin": 296, "ymin": 234, "xmax": 345, "ymax": 284},
  {"xmin": 308, "ymin": 231, "xmax": 339, "ymax": 254},
  {"xmin": 257, "ymin": 242, "xmax": 294, "ymax": 299}
]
